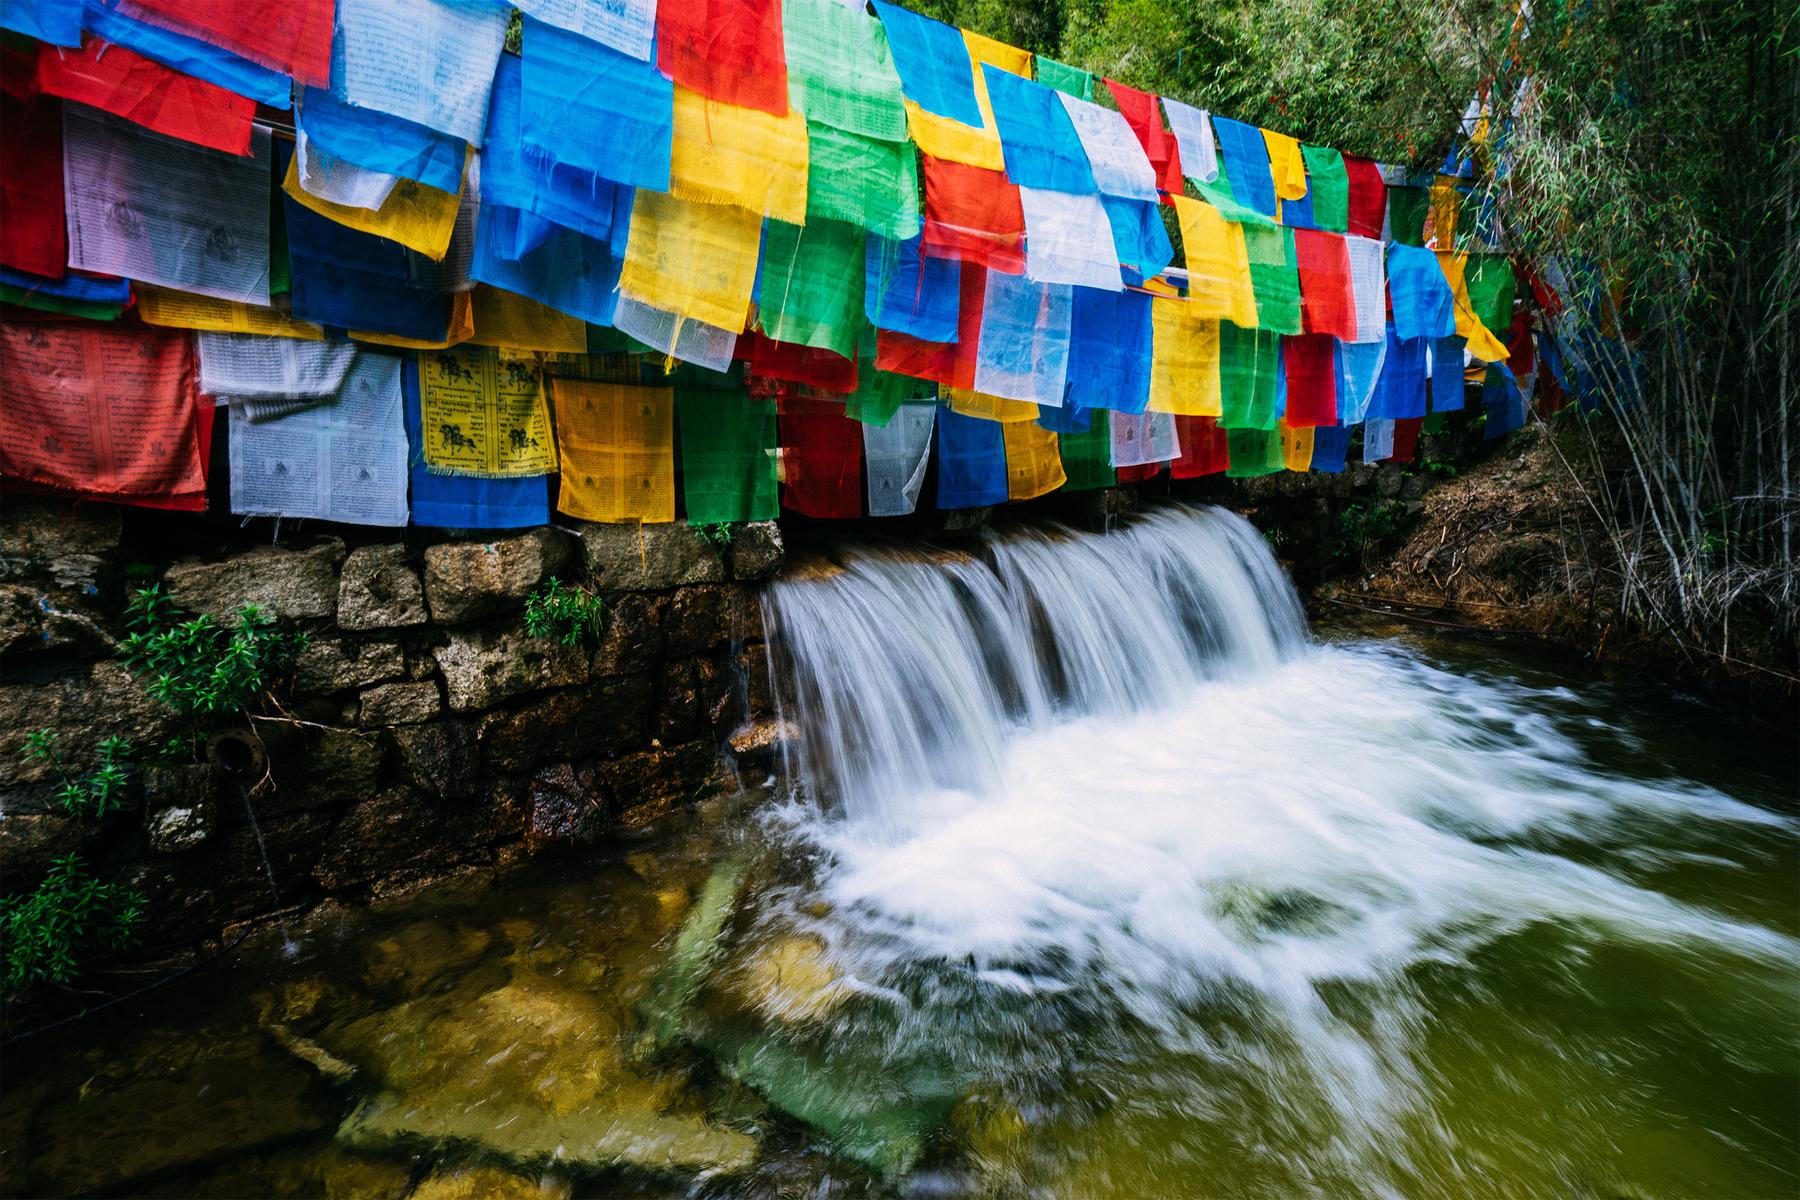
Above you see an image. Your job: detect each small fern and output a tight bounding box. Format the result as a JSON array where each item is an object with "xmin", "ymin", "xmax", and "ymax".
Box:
[
  {"xmin": 0, "ymin": 853, "xmax": 144, "ymax": 993},
  {"xmin": 523, "ymin": 577, "xmax": 606, "ymax": 646},
  {"xmin": 19, "ymin": 730, "xmax": 132, "ymax": 819},
  {"xmin": 118, "ymin": 586, "xmax": 309, "ymax": 718}
]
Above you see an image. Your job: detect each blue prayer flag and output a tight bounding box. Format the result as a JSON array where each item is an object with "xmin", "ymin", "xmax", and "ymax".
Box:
[
  {"xmin": 470, "ymin": 203, "xmax": 626, "ymax": 328},
  {"xmin": 0, "ymin": 265, "xmax": 130, "ymax": 304},
  {"xmin": 1212, "ymin": 117, "xmax": 1278, "ymax": 220},
  {"xmin": 1310, "ymin": 424, "xmax": 1352, "ymax": 472},
  {"xmin": 935, "ymin": 406, "xmax": 1008, "ymax": 508},
  {"xmin": 520, "ymin": 16, "xmax": 672, "ymax": 192},
  {"xmin": 299, "ymin": 88, "xmax": 464, "ymax": 194},
  {"xmin": 2, "ymin": 0, "xmax": 79, "ymax": 48},
  {"xmin": 1064, "ymin": 285, "xmax": 1151, "ymax": 414},
  {"xmin": 982, "ymin": 65, "xmax": 1094, "ymax": 193},
  {"xmin": 481, "ymin": 55, "xmax": 626, "ymax": 244},
  {"xmin": 403, "ymin": 360, "xmax": 551, "ymax": 528},
  {"xmin": 1431, "ymin": 335, "xmax": 1467, "ymax": 411},
  {"xmin": 84, "ymin": 0, "xmax": 292, "ymax": 107},
  {"xmin": 870, "ymin": 0, "xmax": 983, "ymax": 127},
  {"xmin": 865, "ymin": 234, "xmax": 960, "ymax": 343},
  {"xmin": 1102, "ymin": 196, "xmax": 1173, "ymax": 280},
  {"xmin": 1369, "ymin": 330, "xmax": 1427, "ymax": 420},
  {"xmin": 1387, "ymin": 243, "xmax": 1456, "ymax": 340},
  {"xmin": 1335, "ymin": 337, "xmax": 1386, "ymax": 424}
]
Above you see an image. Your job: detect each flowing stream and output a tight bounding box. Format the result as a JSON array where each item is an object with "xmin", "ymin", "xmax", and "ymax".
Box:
[{"xmin": 3, "ymin": 504, "xmax": 1794, "ymax": 1198}]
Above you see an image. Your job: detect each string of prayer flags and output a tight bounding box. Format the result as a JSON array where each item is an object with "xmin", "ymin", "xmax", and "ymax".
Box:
[
  {"xmin": 669, "ymin": 85, "xmax": 809, "ymax": 224},
  {"xmin": 1160, "ymin": 98, "xmax": 1217, "ymax": 186},
  {"xmin": 298, "ymin": 88, "xmax": 465, "ymax": 196},
  {"xmin": 1336, "ymin": 337, "xmax": 1387, "ymax": 424},
  {"xmin": 779, "ymin": 397, "xmax": 863, "ymax": 518},
  {"xmin": 229, "ymin": 353, "xmax": 410, "ymax": 526},
  {"xmin": 920, "ymin": 156, "xmax": 1025, "ymax": 272},
  {"xmin": 471, "ymin": 204, "xmax": 626, "ymax": 329},
  {"xmin": 863, "ymin": 401, "xmax": 935, "ymax": 515},
  {"xmin": 1065, "ymin": 286, "xmax": 1151, "ymax": 414},
  {"xmin": 1262, "ymin": 129, "xmax": 1307, "ymax": 202},
  {"xmin": 676, "ymin": 387, "xmax": 779, "ymax": 523},
  {"xmin": 1243, "ymin": 224, "xmax": 1302, "ymax": 334},
  {"xmin": 783, "ymin": 0, "xmax": 908, "ymax": 142},
  {"xmin": 1172, "ymin": 196, "xmax": 1258, "ymax": 328},
  {"xmin": 1002, "ymin": 420, "xmax": 1064, "ymax": 500},
  {"xmin": 1103, "ymin": 79, "xmax": 1182, "ymax": 195},
  {"xmin": 865, "ymin": 234, "xmax": 960, "ymax": 343},
  {"xmin": 334, "ymin": 0, "xmax": 505, "ymax": 144},
  {"xmin": 1436, "ymin": 251, "xmax": 1511, "ymax": 361},
  {"xmin": 37, "ymin": 36, "xmax": 257, "ymax": 156},
  {"xmin": 1035, "ymin": 58, "xmax": 1094, "ymax": 102},
  {"xmin": 1382, "ymin": 243, "xmax": 1451, "ymax": 343},
  {"xmin": 1297, "ymin": 145, "xmax": 1348, "ymax": 232},
  {"xmin": 515, "ymin": 0, "xmax": 655, "ymax": 61},
  {"xmin": 1342, "ymin": 153, "xmax": 1387, "ymax": 240},
  {"xmin": 1345, "ymin": 235, "xmax": 1387, "ymax": 343},
  {"xmin": 1019, "ymin": 187, "xmax": 1121, "ymax": 291},
  {"xmin": 553, "ymin": 380, "xmax": 675, "ymax": 523},
  {"xmin": 1110, "ymin": 409, "xmax": 1179, "ymax": 468},
  {"xmin": 984, "ymin": 66, "xmax": 1094, "ymax": 194},
  {"xmin": 1431, "ymin": 335, "xmax": 1468, "ymax": 411},
  {"xmin": 1, "ymin": 0, "xmax": 80, "ymax": 48},
  {"xmin": 1309, "ymin": 423, "xmax": 1351, "ymax": 472},
  {"xmin": 1, "ymin": 321, "xmax": 205, "ymax": 503},
  {"xmin": 521, "ymin": 16, "xmax": 673, "ymax": 192},
  {"xmin": 403, "ymin": 360, "xmax": 549, "ymax": 528},
  {"xmin": 1281, "ymin": 333, "xmax": 1338, "ymax": 427},
  {"xmin": 973, "ymin": 272, "xmax": 1072, "ymax": 405},
  {"xmin": 935, "ymin": 404, "xmax": 1008, "ymax": 508},
  {"xmin": 1171, "ymin": 414, "xmax": 1230, "ymax": 478},
  {"xmin": 121, "ymin": 0, "xmax": 331, "ymax": 86},
  {"xmin": 1225, "ymin": 426, "xmax": 1283, "ymax": 477},
  {"xmin": 658, "ymin": 0, "xmax": 788, "ymax": 117},
  {"xmin": 1293, "ymin": 229, "xmax": 1356, "ymax": 341},
  {"xmin": 1, "ymin": 90, "xmax": 68, "ymax": 279},
  {"xmin": 870, "ymin": 0, "xmax": 982, "ymax": 127},
  {"xmin": 805, "ymin": 122, "xmax": 921, "ymax": 239},
  {"xmin": 757, "ymin": 218, "xmax": 866, "ymax": 359},
  {"xmin": 418, "ymin": 345, "xmax": 556, "ymax": 477},
  {"xmin": 1212, "ymin": 117, "xmax": 1278, "ymax": 220},
  {"xmin": 1146, "ymin": 298, "xmax": 1222, "ymax": 417},
  {"xmin": 1056, "ymin": 417, "xmax": 1114, "ymax": 490},
  {"xmin": 1218, "ymin": 322, "xmax": 1282, "ymax": 430},
  {"xmin": 620, "ymin": 190, "xmax": 762, "ymax": 335},
  {"xmin": 63, "ymin": 108, "xmax": 271, "ymax": 303}
]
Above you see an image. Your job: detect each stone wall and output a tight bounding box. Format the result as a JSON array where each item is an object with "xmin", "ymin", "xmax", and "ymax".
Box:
[{"xmin": 0, "ymin": 501, "xmax": 782, "ymax": 954}]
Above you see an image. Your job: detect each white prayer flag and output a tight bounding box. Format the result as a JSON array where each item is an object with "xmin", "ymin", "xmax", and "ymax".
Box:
[
  {"xmin": 1018, "ymin": 187, "xmax": 1122, "ymax": 292},
  {"xmin": 1058, "ymin": 93, "xmax": 1158, "ymax": 201},
  {"xmin": 1161, "ymin": 98, "xmax": 1219, "ymax": 185},
  {"xmin": 514, "ymin": 0, "xmax": 657, "ymax": 61},
  {"xmin": 336, "ymin": 0, "xmax": 508, "ymax": 144},
  {"xmin": 1110, "ymin": 409, "xmax": 1179, "ymax": 467},
  {"xmin": 863, "ymin": 402, "xmax": 935, "ymax": 517}
]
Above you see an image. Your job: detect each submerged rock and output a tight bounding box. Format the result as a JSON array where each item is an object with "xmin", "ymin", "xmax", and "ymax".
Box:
[
  {"xmin": 410, "ymin": 1164, "xmax": 572, "ymax": 1200},
  {"xmin": 637, "ymin": 857, "xmax": 747, "ymax": 1054},
  {"xmin": 732, "ymin": 935, "xmax": 848, "ymax": 1025}
]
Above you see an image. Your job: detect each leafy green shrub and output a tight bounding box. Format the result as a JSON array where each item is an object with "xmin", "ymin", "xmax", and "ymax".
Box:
[
  {"xmin": 1334, "ymin": 501, "xmax": 1407, "ymax": 560},
  {"xmin": 118, "ymin": 586, "xmax": 309, "ymax": 717},
  {"xmin": 1, "ymin": 854, "xmax": 144, "ymax": 992},
  {"xmin": 523, "ymin": 577, "xmax": 606, "ymax": 646},
  {"xmin": 19, "ymin": 730, "xmax": 131, "ymax": 819},
  {"xmin": 691, "ymin": 523, "xmax": 736, "ymax": 549}
]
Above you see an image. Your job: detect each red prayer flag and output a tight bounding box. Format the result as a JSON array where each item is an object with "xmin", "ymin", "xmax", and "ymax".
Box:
[
  {"xmin": 1281, "ymin": 334, "xmax": 1339, "ymax": 428},
  {"xmin": 739, "ymin": 333, "xmax": 859, "ymax": 392},
  {"xmin": 779, "ymin": 396, "xmax": 862, "ymax": 518},
  {"xmin": 0, "ymin": 90, "xmax": 67, "ymax": 279},
  {"xmin": 115, "ymin": 0, "xmax": 333, "ymax": 89},
  {"xmin": 658, "ymin": 0, "xmax": 788, "ymax": 117},
  {"xmin": 1102, "ymin": 79, "xmax": 1182, "ymax": 195},
  {"xmin": 1390, "ymin": 416, "xmax": 1423, "ymax": 463},
  {"xmin": 1342, "ymin": 153, "xmax": 1387, "ymax": 240},
  {"xmin": 921, "ymin": 156, "xmax": 1026, "ymax": 274},
  {"xmin": 1171, "ymin": 414, "xmax": 1229, "ymax": 478},
  {"xmin": 1294, "ymin": 229, "xmax": 1356, "ymax": 341},
  {"xmin": 0, "ymin": 320, "xmax": 206, "ymax": 503},
  {"xmin": 878, "ymin": 261, "xmax": 985, "ymax": 388},
  {"xmin": 1506, "ymin": 310, "xmax": 1536, "ymax": 379},
  {"xmin": 1116, "ymin": 461, "xmax": 1163, "ymax": 484},
  {"xmin": 38, "ymin": 37, "xmax": 255, "ymax": 156}
]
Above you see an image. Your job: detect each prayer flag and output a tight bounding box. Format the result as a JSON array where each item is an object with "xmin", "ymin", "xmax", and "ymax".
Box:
[
  {"xmin": 659, "ymin": 0, "xmax": 788, "ymax": 116},
  {"xmin": 1103, "ymin": 79, "xmax": 1181, "ymax": 194},
  {"xmin": 1280, "ymin": 419, "xmax": 1314, "ymax": 471},
  {"xmin": 670, "ymin": 85, "xmax": 809, "ymax": 224},
  {"xmin": 1431, "ymin": 335, "xmax": 1467, "ymax": 412},
  {"xmin": 1368, "ymin": 329, "xmax": 1427, "ymax": 420},
  {"xmin": 983, "ymin": 65, "xmax": 1094, "ymax": 193},
  {"xmin": 1293, "ymin": 228, "xmax": 1356, "ymax": 341},
  {"xmin": 973, "ymin": 271, "xmax": 1072, "ymax": 405},
  {"xmin": 1243, "ymin": 223, "xmax": 1301, "ymax": 335},
  {"xmin": 1003, "ymin": 420, "xmax": 1064, "ymax": 500},
  {"xmin": 1218, "ymin": 321, "xmax": 1281, "ymax": 430},
  {"xmin": 1109, "ymin": 408, "xmax": 1178, "ymax": 468},
  {"xmin": 298, "ymin": 87, "xmax": 464, "ymax": 196},
  {"xmin": 784, "ymin": 0, "xmax": 907, "ymax": 141},
  {"xmin": 521, "ymin": 15, "xmax": 672, "ymax": 192},
  {"xmin": 620, "ymin": 190, "xmax": 763, "ymax": 335},
  {"xmin": 471, "ymin": 285, "xmax": 589, "ymax": 354},
  {"xmin": 553, "ymin": 379, "xmax": 675, "ymax": 523},
  {"xmin": 120, "ymin": 0, "xmax": 331, "ymax": 86},
  {"xmin": 865, "ymin": 233, "xmax": 960, "ymax": 343},
  {"xmin": 1064, "ymin": 285, "xmax": 1151, "ymax": 414},
  {"xmin": 136, "ymin": 285, "xmax": 322, "ymax": 339},
  {"xmin": 1057, "ymin": 416, "xmax": 1114, "ymax": 490},
  {"xmin": 1146, "ymin": 297, "xmax": 1221, "ymax": 417},
  {"xmin": 677, "ymin": 388, "xmax": 779, "ymax": 523},
  {"xmin": 758, "ymin": 218, "xmax": 866, "ymax": 359},
  {"xmin": 0, "ymin": 90, "xmax": 67, "ymax": 280},
  {"xmin": 1212, "ymin": 117, "xmax": 1277, "ymax": 220},
  {"xmin": 920, "ymin": 155, "xmax": 1025, "ymax": 272},
  {"xmin": 418, "ymin": 345, "xmax": 557, "ymax": 477},
  {"xmin": 870, "ymin": 0, "xmax": 981, "ymax": 126},
  {"xmin": 1062, "ymin": 93, "xmax": 1158, "ymax": 201},
  {"xmin": 1345, "ymin": 234, "xmax": 1387, "ymax": 343},
  {"xmin": 779, "ymin": 396, "xmax": 863, "ymax": 518},
  {"xmin": 935, "ymin": 404, "xmax": 1008, "ymax": 508},
  {"xmin": 1035, "ymin": 57, "xmax": 1093, "ymax": 101},
  {"xmin": 1, "ymin": 0, "xmax": 80, "ymax": 48},
  {"xmin": 282, "ymin": 152, "xmax": 463, "ymax": 262},
  {"xmin": 482, "ymin": 57, "xmax": 626, "ymax": 243},
  {"xmin": 1335, "ymin": 337, "xmax": 1387, "ymax": 424},
  {"xmin": 516, "ymin": 0, "xmax": 655, "ymax": 61},
  {"xmin": 805, "ymin": 122, "xmax": 921, "ymax": 239},
  {"xmin": 1019, "ymin": 187, "xmax": 1121, "ymax": 291},
  {"xmin": 1281, "ymin": 333, "xmax": 1338, "ymax": 427},
  {"xmin": 471, "ymin": 203, "xmax": 627, "ymax": 329},
  {"xmin": 1261, "ymin": 129, "xmax": 1306, "ymax": 202},
  {"xmin": 1170, "ymin": 414, "xmax": 1229, "ymax": 478},
  {"xmin": 37, "ymin": 35, "xmax": 255, "ymax": 156},
  {"xmin": 863, "ymin": 400, "xmax": 934, "ymax": 514},
  {"xmin": 1342, "ymin": 153, "xmax": 1386, "ymax": 239},
  {"xmin": 82, "ymin": 0, "xmax": 291, "ymax": 108},
  {"xmin": 1225, "ymin": 426, "xmax": 1282, "ymax": 477},
  {"xmin": 334, "ymin": 0, "xmax": 505, "ymax": 143},
  {"xmin": 1309, "ymin": 423, "xmax": 1351, "ymax": 473},
  {"xmin": 1171, "ymin": 196, "xmax": 1258, "ymax": 328},
  {"xmin": 1297, "ymin": 144, "xmax": 1348, "ymax": 232},
  {"xmin": 1387, "ymin": 242, "xmax": 1456, "ymax": 340},
  {"xmin": 1161, "ymin": 97, "xmax": 1217, "ymax": 186},
  {"xmin": 1103, "ymin": 196, "xmax": 1173, "ymax": 280}
]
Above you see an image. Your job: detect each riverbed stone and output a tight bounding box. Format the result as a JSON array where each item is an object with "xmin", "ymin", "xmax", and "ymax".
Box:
[
  {"xmin": 358, "ymin": 680, "xmax": 442, "ymax": 727},
  {"xmin": 294, "ymin": 638, "xmax": 405, "ymax": 695},
  {"xmin": 337, "ymin": 545, "xmax": 428, "ymax": 630},
  {"xmin": 581, "ymin": 523, "xmax": 725, "ymax": 591},
  {"xmin": 480, "ymin": 676, "xmax": 653, "ymax": 773},
  {"xmin": 433, "ymin": 622, "xmax": 590, "ymax": 712},
  {"xmin": 392, "ymin": 719, "xmax": 481, "ymax": 799},
  {"xmin": 162, "ymin": 540, "xmax": 346, "ymax": 621},
  {"xmin": 411, "ymin": 1166, "xmax": 571, "ymax": 1200},
  {"xmin": 424, "ymin": 529, "xmax": 572, "ymax": 625},
  {"xmin": 725, "ymin": 521, "xmax": 784, "ymax": 581}
]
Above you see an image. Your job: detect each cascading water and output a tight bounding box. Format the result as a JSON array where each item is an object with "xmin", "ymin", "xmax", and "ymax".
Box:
[{"xmin": 751, "ymin": 503, "xmax": 1798, "ymax": 1197}]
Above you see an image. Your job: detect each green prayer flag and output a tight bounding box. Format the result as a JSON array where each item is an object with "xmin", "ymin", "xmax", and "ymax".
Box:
[
  {"xmin": 1464, "ymin": 254, "xmax": 1517, "ymax": 334},
  {"xmin": 757, "ymin": 217, "xmax": 866, "ymax": 360},
  {"xmin": 1224, "ymin": 427, "xmax": 1284, "ymax": 477},
  {"xmin": 805, "ymin": 122, "xmax": 922, "ymax": 241},
  {"xmin": 1035, "ymin": 57, "xmax": 1094, "ymax": 101},
  {"xmin": 0, "ymin": 285, "xmax": 122, "ymax": 320},
  {"xmin": 1422, "ymin": 411, "xmax": 1449, "ymax": 435},
  {"xmin": 1298, "ymin": 144, "xmax": 1348, "ymax": 233},
  {"xmin": 1219, "ymin": 322, "xmax": 1282, "ymax": 430},
  {"xmin": 1058, "ymin": 418, "xmax": 1115, "ymax": 490},
  {"xmin": 1387, "ymin": 187, "xmax": 1430, "ymax": 247},
  {"xmin": 1243, "ymin": 224, "xmax": 1301, "ymax": 335},
  {"xmin": 782, "ymin": 0, "xmax": 909, "ymax": 142},
  {"xmin": 587, "ymin": 324, "xmax": 653, "ymax": 355},
  {"xmin": 677, "ymin": 390, "xmax": 779, "ymax": 524}
]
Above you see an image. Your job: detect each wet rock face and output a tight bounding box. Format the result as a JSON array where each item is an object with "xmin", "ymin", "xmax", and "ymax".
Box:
[
  {"xmin": 434, "ymin": 622, "xmax": 590, "ymax": 712},
  {"xmin": 294, "ymin": 638, "xmax": 406, "ymax": 695},
  {"xmin": 581, "ymin": 523, "xmax": 727, "ymax": 591},
  {"xmin": 162, "ymin": 540, "xmax": 347, "ymax": 621},
  {"xmin": 356, "ymin": 680, "xmax": 442, "ymax": 727},
  {"xmin": 423, "ymin": 528, "xmax": 572, "ymax": 625},
  {"xmin": 524, "ymin": 762, "xmax": 607, "ymax": 854},
  {"xmin": 726, "ymin": 521, "xmax": 785, "ymax": 581},
  {"xmin": 0, "ymin": 496, "xmax": 121, "ymax": 590},
  {"xmin": 336, "ymin": 545, "xmax": 428, "ymax": 630}
]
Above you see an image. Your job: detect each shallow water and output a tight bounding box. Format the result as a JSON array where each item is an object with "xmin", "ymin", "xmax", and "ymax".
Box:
[{"xmin": 3, "ymin": 506, "xmax": 1795, "ymax": 1199}]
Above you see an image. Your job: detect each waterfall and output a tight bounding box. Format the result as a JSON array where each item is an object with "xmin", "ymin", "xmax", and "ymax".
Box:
[{"xmin": 761, "ymin": 504, "xmax": 1306, "ymax": 826}]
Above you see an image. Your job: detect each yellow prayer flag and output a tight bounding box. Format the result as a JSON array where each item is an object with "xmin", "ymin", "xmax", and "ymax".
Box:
[
  {"xmin": 1171, "ymin": 196, "xmax": 1259, "ymax": 328},
  {"xmin": 944, "ymin": 387, "xmax": 1039, "ymax": 423},
  {"xmin": 418, "ymin": 344, "xmax": 557, "ymax": 477},
  {"xmin": 281, "ymin": 155, "xmax": 463, "ymax": 261},
  {"xmin": 1436, "ymin": 251, "xmax": 1511, "ymax": 362},
  {"xmin": 353, "ymin": 290, "xmax": 474, "ymax": 350},
  {"xmin": 1003, "ymin": 421, "xmax": 1065, "ymax": 500},
  {"xmin": 1280, "ymin": 420, "xmax": 1315, "ymax": 471},
  {"xmin": 552, "ymin": 380, "xmax": 676, "ymax": 524},
  {"xmin": 1429, "ymin": 175, "xmax": 1461, "ymax": 249},
  {"xmin": 1261, "ymin": 129, "xmax": 1307, "ymax": 201},
  {"xmin": 471, "ymin": 285, "xmax": 588, "ymax": 353},
  {"xmin": 669, "ymin": 86, "xmax": 809, "ymax": 225},
  {"xmin": 900, "ymin": 30, "xmax": 1029, "ymax": 170},
  {"xmin": 135, "ymin": 285, "xmax": 323, "ymax": 339},
  {"xmin": 620, "ymin": 190, "xmax": 763, "ymax": 334},
  {"xmin": 1146, "ymin": 298, "xmax": 1222, "ymax": 416}
]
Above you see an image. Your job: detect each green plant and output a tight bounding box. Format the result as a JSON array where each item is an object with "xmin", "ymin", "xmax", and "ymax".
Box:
[
  {"xmin": 523, "ymin": 577, "xmax": 606, "ymax": 646},
  {"xmin": 118, "ymin": 586, "xmax": 309, "ymax": 718},
  {"xmin": 692, "ymin": 523, "xmax": 736, "ymax": 549},
  {"xmin": 1421, "ymin": 459, "xmax": 1458, "ymax": 478},
  {"xmin": 19, "ymin": 730, "xmax": 132, "ymax": 819},
  {"xmin": 1334, "ymin": 501, "xmax": 1406, "ymax": 559},
  {"xmin": 0, "ymin": 853, "xmax": 144, "ymax": 992}
]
